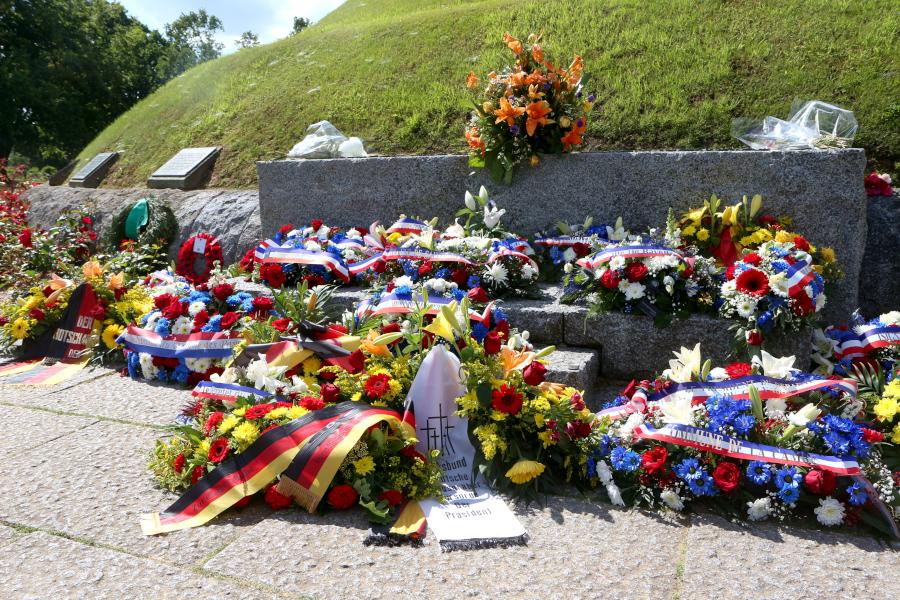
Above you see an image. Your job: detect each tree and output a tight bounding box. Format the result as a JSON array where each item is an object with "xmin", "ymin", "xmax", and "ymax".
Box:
[
  {"xmin": 292, "ymin": 17, "xmax": 311, "ymax": 35},
  {"xmin": 235, "ymin": 31, "xmax": 259, "ymax": 49},
  {"xmin": 0, "ymin": 0, "xmax": 173, "ymax": 163},
  {"xmin": 162, "ymin": 9, "xmax": 224, "ymax": 77}
]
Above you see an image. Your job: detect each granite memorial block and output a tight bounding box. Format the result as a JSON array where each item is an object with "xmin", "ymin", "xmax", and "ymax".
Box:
[
  {"xmin": 148, "ymin": 147, "xmax": 221, "ymax": 190},
  {"xmin": 68, "ymin": 152, "xmax": 118, "ymax": 188}
]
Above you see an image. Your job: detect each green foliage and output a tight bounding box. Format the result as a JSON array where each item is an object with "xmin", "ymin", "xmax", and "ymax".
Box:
[
  {"xmin": 101, "ymin": 197, "xmax": 178, "ymax": 252},
  {"xmin": 272, "ymin": 281, "xmax": 340, "ymax": 326},
  {"xmin": 164, "ymin": 9, "xmax": 225, "ymax": 72},
  {"xmin": 851, "ymin": 362, "xmax": 886, "ymax": 396},
  {"xmin": 291, "ymin": 17, "xmax": 311, "ymax": 35},
  {"xmin": 236, "ymin": 31, "xmax": 260, "ymax": 50}
]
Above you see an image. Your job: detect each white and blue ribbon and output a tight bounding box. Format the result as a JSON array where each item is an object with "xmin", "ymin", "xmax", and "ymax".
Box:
[{"xmin": 118, "ymin": 325, "xmax": 240, "ymax": 359}]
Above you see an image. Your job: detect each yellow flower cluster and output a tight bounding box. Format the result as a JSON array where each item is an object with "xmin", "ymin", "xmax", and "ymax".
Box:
[
  {"xmin": 874, "ymin": 379, "xmax": 900, "ymax": 422},
  {"xmin": 473, "ymin": 423, "xmax": 507, "ymax": 460}
]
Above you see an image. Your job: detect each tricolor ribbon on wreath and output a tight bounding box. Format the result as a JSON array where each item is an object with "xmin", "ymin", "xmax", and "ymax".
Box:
[
  {"xmin": 355, "ymin": 292, "xmax": 492, "ymax": 324},
  {"xmin": 487, "ymin": 245, "xmax": 538, "ymax": 270},
  {"xmin": 533, "ymin": 235, "xmax": 597, "ymax": 247},
  {"xmin": 575, "ymin": 244, "xmax": 684, "ymax": 270},
  {"xmin": 386, "ymin": 217, "xmax": 431, "ymax": 235},
  {"xmin": 830, "ymin": 325, "xmax": 900, "ymax": 360},
  {"xmin": 117, "ymin": 325, "xmax": 242, "ymax": 359},
  {"xmin": 381, "ymin": 246, "xmax": 473, "ymax": 265},
  {"xmin": 254, "ymin": 244, "xmax": 351, "ymax": 283}
]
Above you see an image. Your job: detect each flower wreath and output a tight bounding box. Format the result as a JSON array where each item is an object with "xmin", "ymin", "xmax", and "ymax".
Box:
[{"xmin": 176, "ymin": 233, "xmax": 222, "ymax": 285}]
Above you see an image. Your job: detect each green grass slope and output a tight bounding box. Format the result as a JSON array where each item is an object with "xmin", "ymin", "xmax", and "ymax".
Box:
[{"xmin": 77, "ymin": 0, "xmax": 899, "ymax": 188}]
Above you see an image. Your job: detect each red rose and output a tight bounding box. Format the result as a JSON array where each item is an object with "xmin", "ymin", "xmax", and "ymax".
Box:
[
  {"xmin": 624, "ymin": 262, "xmax": 648, "ymax": 282},
  {"xmin": 792, "ymin": 235, "xmax": 810, "ymax": 252},
  {"xmin": 279, "ymin": 223, "xmax": 294, "ymax": 235},
  {"xmin": 320, "ymin": 383, "xmax": 340, "ymax": 403},
  {"xmin": 640, "ymin": 446, "xmax": 668, "ymax": 474},
  {"xmin": 566, "ymin": 419, "xmax": 592, "ymax": 439},
  {"xmin": 191, "ymin": 465, "xmax": 206, "ymax": 485},
  {"xmin": 743, "ymin": 253, "xmax": 762, "ymax": 266},
  {"xmin": 261, "ymin": 263, "xmax": 285, "ymax": 289},
  {"xmin": 204, "ymin": 412, "xmax": 224, "ymax": 435},
  {"xmin": 245, "ymin": 403, "xmax": 276, "ymax": 420},
  {"xmin": 379, "ymin": 489, "xmax": 405, "ymax": 507},
  {"xmin": 327, "ymin": 484, "xmax": 359, "ymax": 510},
  {"xmin": 746, "ymin": 330, "xmax": 764, "ymax": 345},
  {"xmin": 207, "ymin": 438, "xmax": 230, "ymax": 463},
  {"xmin": 154, "ymin": 294, "xmax": 176, "ymax": 309},
  {"xmin": 212, "ymin": 283, "xmax": 234, "ymax": 301},
  {"xmin": 862, "ymin": 428, "xmax": 884, "ymax": 443},
  {"xmin": 372, "ymin": 260, "xmax": 387, "ymax": 274},
  {"xmin": 18, "ymin": 228, "xmax": 31, "ymax": 247},
  {"xmin": 491, "ymin": 384, "xmax": 523, "ymax": 414},
  {"xmin": 162, "ymin": 301, "xmax": 185, "ymax": 321},
  {"xmin": 219, "ymin": 312, "xmax": 240, "ymax": 330},
  {"xmin": 28, "ymin": 308, "xmax": 45, "ymax": 321},
  {"xmin": 239, "ymin": 248, "xmax": 257, "ymax": 272},
  {"xmin": 600, "ymin": 269, "xmax": 620, "ymax": 290},
  {"xmin": 265, "ymin": 483, "xmax": 294, "ymax": 510},
  {"xmin": 572, "ymin": 242, "xmax": 590, "ymax": 258},
  {"xmin": 467, "ymin": 287, "xmax": 490, "ymax": 303},
  {"xmin": 483, "ymin": 331, "xmax": 502, "ymax": 354},
  {"xmin": 152, "ymin": 356, "xmax": 178, "ymax": 369},
  {"xmin": 173, "ymin": 453, "xmax": 185, "ymax": 474},
  {"xmin": 523, "ymin": 361, "xmax": 547, "ymax": 386},
  {"xmin": 365, "ymin": 373, "xmax": 391, "ymax": 398},
  {"xmin": 724, "ymin": 362, "xmax": 752, "ymax": 378},
  {"xmin": 450, "ymin": 268, "xmax": 469, "ymax": 286},
  {"xmin": 804, "ymin": 469, "xmax": 837, "ymax": 496},
  {"xmin": 792, "ymin": 290, "xmax": 814, "ymax": 316},
  {"xmin": 319, "ymin": 369, "xmax": 336, "ymax": 382},
  {"xmin": 864, "ymin": 172, "xmax": 894, "ymax": 196},
  {"xmin": 310, "ymin": 219, "xmax": 324, "ymax": 231},
  {"xmin": 417, "ymin": 261, "xmax": 433, "ymax": 276},
  {"xmin": 303, "ymin": 274, "xmax": 325, "ymax": 288},
  {"xmin": 300, "ymin": 395, "xmax": 325, "ymax": 411},
  {"xmin": 82, "ymin": 216, "xmax": 93, "ymax": 225},
  {"xmin": 735, "ymin": 268, "xmax": 770, "ymax": 297},
  {"xmin": 712, "ymin": 462, "xmax": 740, "ymax": 493},
  {"xmin": 272, "ymin": 318, "xmax": 291, "ymax": 332}
]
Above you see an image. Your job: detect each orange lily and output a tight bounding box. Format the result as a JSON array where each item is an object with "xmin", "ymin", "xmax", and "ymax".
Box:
[
  {"xmin": 566, "ymin": 55, "xmax": 584, "ymax": 85},
  {"xmin": 531, "ymin": 44, "xmax": 544, "ymax": 63},
  {"xmin": 466, "ymin": 71, "xmax": 478, "ymax": 88},
  {"xmin": 493, "ymin": 97, "xmax": 525, "ymax": 126},
  {"xmin": 107, "ymin": 271, "xmax": 125, "ymax": 290},
  {"xmin": 538, "ymin": 381, "xmax": 568, "ymax": 395},
  {"xmin": 525, "ymin": 100, "xmax": 553, "ymax": 136},
  {"xmin": 503, "ymin": 32, "xmax": 522, "ymax": 55},
  {"xmin": 527, "ymin": 84, "xmax": 545, "ymax": 100},
  {"xmin": 500, "ymin": 347, "xmax": 534, "ymax": 375},
  {"xmin": 507, "ymin": 70, "xmax": 526, "ymax": 89},
  {"xmin": 45, "ymin": 274, "xmax": 73, "ymax": 308},
  {"xmin": 82, "ymin": 260, "xmax": 102, "ymax": 280},
  {"xmin": 561, "ymin": 117, "xmax": 586, "ymax": 149},
  {"xmin": 361, "ymin": 330, "xmax": 392, "ymax": 358},
  {"xmin": 525, "ymin": 71, "xmax": 546, "ymax": 87}
]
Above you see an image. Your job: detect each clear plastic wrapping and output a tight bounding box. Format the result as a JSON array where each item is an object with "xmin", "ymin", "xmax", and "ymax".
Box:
[{"xmin": 733, "ymin": 100, "xmax": 857, "ymax": 150}]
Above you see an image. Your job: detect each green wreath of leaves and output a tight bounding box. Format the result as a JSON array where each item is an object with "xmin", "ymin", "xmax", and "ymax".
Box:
[{"xmin": 102, "ymin": 197, "xmax": 177, "ymax": 252}]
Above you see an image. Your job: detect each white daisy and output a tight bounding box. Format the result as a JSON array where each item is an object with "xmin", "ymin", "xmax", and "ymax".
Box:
[
  {"xmin": 746, "ymin": 497, "xmax": 771, "ymax": 521},
  {"xmin": 736, "ymin": 297, "xmax": 758, "ymax": 319},
  {"xmin": 769, "ymin": 273, "xmax": 790, "ymax": 297},
  {"xmin": 609, "ymin": 256, "xmax": 626, "ymax": 270},
  {"xmin": 305, "ymin": 241, "xmax": 322, "ymax": 252},
  {"xmin": 188, "ymin": 301, "xmax": 207, "ymax": 317},
  {"xmin": 138, "ymin": 353, "xmax": 158, "ymax": 379},
  {"xmin": 521, "ymin": 263, "xmax": 537, "ymax": 280},
  {"xmin": 619, "ymin": 281, "xmax": 646, "ymax": 301},
  {"xmin": 661, "ymin": 489, "xmax": 684, "ymax": 511},
  {"xmin": 185, "ymin": 357, "xmax": 212, "ymax": 373},
  {"xmin": 484, "ymin": 263, "xmax": 508, "ymax": 285},
  {"xmin": 171, "ymin": 316, "xmax": 193, "ymax": 335},
  {"xmin": 814, "ymin": 497, "xmax": 845, "ymax": 526}
]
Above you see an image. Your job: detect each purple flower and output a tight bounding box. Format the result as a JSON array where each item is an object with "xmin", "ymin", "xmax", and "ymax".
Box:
[
  {"xmin": 509, "ymin": 124, "xmax": 520, "ymax": 135},
  {"xmin": 588, "ymin": 93, "xmax": 596, "ymax": 103}
]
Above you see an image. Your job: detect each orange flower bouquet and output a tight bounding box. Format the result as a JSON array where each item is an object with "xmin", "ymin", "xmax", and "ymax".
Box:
[{"xmin": 465, "ymin": 33, "xmax": 594, "ymax": 183}]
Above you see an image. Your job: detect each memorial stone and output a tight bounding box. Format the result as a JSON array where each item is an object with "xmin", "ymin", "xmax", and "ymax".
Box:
[
  {"xmin": 68, "ymin": 152, "xmax": 118, "ymax": 188},
  {"xmin": 147, "ymin": 147, "xmax": 220, "ymax": 190}
]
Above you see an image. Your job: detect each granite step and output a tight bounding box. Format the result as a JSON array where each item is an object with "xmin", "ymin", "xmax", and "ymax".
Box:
[{"xmin": 544, "ymin": 346, "xmax": 600, "ymax": 392}]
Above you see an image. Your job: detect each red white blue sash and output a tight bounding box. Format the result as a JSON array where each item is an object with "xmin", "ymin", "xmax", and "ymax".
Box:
[
  {"xmin": 382, "ymin": 247, "xmax": 472, "ymax": 265},
  {"xmin": 633, "ymin": 423, "xmax": 861, "ymax": 475},
  {"xmin": 487, "ymin": 246, "xmax": 538, "ymax": 270},
  {"xmin": 534, "ymin": 235, "xmax": 595, "ymax": 247},
  {"xmin": 386, "ymin": 217, "xmax": 430, "ymax": 235},
  {"xmin": 785, "ymin": 259, "xmax": 816, "ymax": 296},
  {"xmin": 576, "ymin": 245, "xmax": 682, "ymax": 270},
  {"xmin": 347, "ymin": 253, "xmax": 384, "ymax": 275},
  {"xmin": 355, "ymin": 292, "xmax": 491, "ymax": 324},
  {"xmin": 831, "ymin": 326, "xmax": 900, "ymax": 360},
  {"xmin": 192, "ymin": 381, "xmax": 273, "ymax": 405},
  {"xmin": 257, "ymin": 246, "xmax": 350, "ymax": 283},
  {"xmin": 118, "ymin": 325, "xmax": 241, "ymax": 359}
]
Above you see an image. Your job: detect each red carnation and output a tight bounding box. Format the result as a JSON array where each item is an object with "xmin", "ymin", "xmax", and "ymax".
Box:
[
  {"xmin": 743, "ymin": 253, "xmax": 762, "ymax": 266},
  {"xmin": 300, "ymin": 395, "xmax": 325, "ymax": 411},
  {"xmin": 624, "ymin": 262, "xmax": 648, "ymax": 282},
  {"xmin": 793, "ymin": 236, "xmax": 810, "ymax": 252},
  {"xmin": 418, "ymin": 261, "xmax": 433, "ymax": 276},
  {"xmin": 272, "ymin": 318, "xmax": 291, "ymax": 332},
  {"xmin": 173, "ymin": 453, "xmax": 185, "ymax": 474},
  {"xmin": 207, "ymin": 438, "xmax": 229, "ymax": 463},
  {"xmin": 725, "ymin": 264, "xmax": 737, "ymax": 281},
  {"xmin": 450, "ymin": 268, "xmax": 469, "ymax": 286},
  {"xmin": 219, "ymin": 312, "xmax": 240, "ymax": 330},
  {"xmin": 327, "ymin": 484, "xmax": 359, "ymax": 510},
  {"xmin": 279, "ymin": 223, "xmax": 294, "ymax": 235},
  {"xmin": 204, "ymin": 412, "xmax": 224, "ymax": 436},
  {"xmin": 379, "ymin": 489, "xmax": 405, "ymax": 507},
  {"xmin": 18, "ymin": 228, "xmax": 31, "ymax": 247},
  {"xmin": 712, "ymin": 462, "xmax": 741, "ymax": 493},
  {"xmin": 191, "ymin": 465, "xmax": 206, "ymax": 485},
  {"xmin": 245, "ymin": 403, "xmax": 276, "ymax": 420},
  {"xmin": 372, "ymin": 260, "xmax": 386, "ymax": 274},
  {"xmin": 792, "ymin": 290, "xmax": 814, "ymax": 316},
  {"xmin": 154, "ymin": 294, "xmax": 175, "ymax": 309},
  {"xmin": 523, "ymin": 361, "xmax": 547, "ymax": 386},
  {"xmin": 265, "ymin": 483, "xmax": 294, "ymax": 510},
  {"xmin": 28, "ymin": 308, "xmax": 45, "ymax": 321},
  {"xmin": 468, "ymin": 287, "xmax": 490, "ymax": 303},
  {"xmin": 724, "ymin": 362, "xmax": 752, "ymax": 379},
  {"xmin": 311, "ymin": 219, "xmax": 324, "ymax": 231},
  {"xmin": 804, "ymin": 469, "xmax": 837, "ymax": 496},
  {"xmin": 239, "ymin": 248, "xmax": 256, "ymax": 272},
  {"xmin": 261, "ymin": 263, "xmax": 285, "ymax": 289},
  {"xmin": 735, "ymin": 269, "xmax": 770, "ymax": 297},
  {"xmin": 572, "ymin": 242, "xmax": 590, "ymax": 258},
  {"xmin": 483, "ymin": 331, "xmax": 502, "ymax": 354},
  {"xmin": 862, "ymin": 428, "xmax": 884, "ymax": 443},
  {"xmin": 640, "ymin": 446, "xmax": 668, "ymax": 474},
  {"xmin": 212, "ymin": 283, "xmax": 234, "ymax": 301},
  {"xmin": 365, "ymin": 373, "xmax": 391, "ymax": 398},
  {"xmin": 162, "ymin": 301, "xmax": 186, "ymax": 321},
  {"xmin": 252, "ymin": 296, "xmax": 275, "ymax": 316},
  {"xmin": 320, "ymin": 383, "xmax": 340, "ymax": 403},
  {"xmin": 193, "ymin": 310, "xmax": 210, "ymax": 330},
  {"xmin": 491, "ymin": 384, "xmax": 523, "ymax": 414},
  {"xmin": 600, "ymin": 269, "xmax": 620, "ymax": 290},
  {"xmin": 864, "ymin": 172, "xmax": 894, "ymax": 196},
  {"xmin": 90, "ymin": 304, "xmax": 107, "ymax": 320}
]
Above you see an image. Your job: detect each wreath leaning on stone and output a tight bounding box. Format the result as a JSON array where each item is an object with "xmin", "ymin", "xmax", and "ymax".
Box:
[
  {"xmin": 176, "ymin": 233, "xmax": 223, "ymax": 285},
  {"xmin": 102, "ymin": 197, "xmax": 177, "ymax": 251}
]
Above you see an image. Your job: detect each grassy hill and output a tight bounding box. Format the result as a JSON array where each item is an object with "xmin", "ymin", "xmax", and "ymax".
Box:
[{"xmin": 77, "ymin": 0, "xmax": 899, "ymax": 188}]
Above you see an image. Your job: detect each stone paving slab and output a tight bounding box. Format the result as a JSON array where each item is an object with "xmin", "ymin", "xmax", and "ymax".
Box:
[
  {"xmin": 681, "ymin": 513, "xmax": 899, "ymax": 599},
  {"xmin": 545, "ymin": 346, "xmax": 599, "ymax": 391},
  {"xmin": 0, "ymin": 532, "xmax": 273, "ymax": 599},
  {"xmin": 0, "ymin": 405, "xmax": 95, "ymax": 457},
  {"xmin": 204, "ymin": 496, "xmax": 684, "ymax": 600},
  {"xmin": 0, "ymin": 370, "xmax": 189, "ymax": 427},
  {"xmin": 0, "ymin": 420, "xmax": 264, "ymax": 566}
]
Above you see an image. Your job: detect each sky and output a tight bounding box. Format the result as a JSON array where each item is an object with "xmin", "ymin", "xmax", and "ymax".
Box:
[{"xmin": 116, "ymin": 0, "xmax": 346, "ymax": 53}]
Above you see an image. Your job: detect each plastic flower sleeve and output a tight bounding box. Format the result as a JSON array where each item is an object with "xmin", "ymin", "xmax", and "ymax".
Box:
[{"xmin": 732, "ymin": 100, "xmax": 857, "ymax": 150}]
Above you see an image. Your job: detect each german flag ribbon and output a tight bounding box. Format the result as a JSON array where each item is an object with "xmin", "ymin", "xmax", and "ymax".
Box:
[{"xmin": 141, "ymin": 402, "xmax": 397, "ymax": 535}]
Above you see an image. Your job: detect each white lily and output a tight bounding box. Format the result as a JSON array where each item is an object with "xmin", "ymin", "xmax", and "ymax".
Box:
[
  {"xmin": 606, "ymin": 217, "xmax": 627, "ymax": 241},
  {"xmin": 665, "ymin": 343, "xmax": 702, "ymax": 383},
  {"xmin": 752, "ymin": 350, "xmax": 797, "ymax": 379},
  {"xmin": 210, "ymin": 367, "xmax": 239, "ymax": 385},
  {"xmin": 464, "ymin": 190, "xmax": 478, "ymax": 211},
  {"xmin": 659, "ymin": 394, "xmax": 695, "ymax": 425},
  {"xmin": 483, "ymin": 203, "xmax": 506, "ymax": 229},
  {"xmin": 444, "ymin": 219, "xmax": 466, "ymax": 239},
  {"xmin": 478, "ymin": 185, "xmax": 489, "ymax": 201}
]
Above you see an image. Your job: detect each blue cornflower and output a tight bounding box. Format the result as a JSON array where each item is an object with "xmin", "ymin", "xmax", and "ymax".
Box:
[
  {"xmin": 586, "ymin": 457, "xmax": 597, "ymax": 479},
  {"xmin": 593, "ymin": 435, "xmax": 613, "ymax": 458},
  {"xmin": 226, "ymin": 294, "xmax": 243, "ymax": 308},
  {"xmin": 847, "ymin": 482, "xmax": 868, "ymax": 506},
  {"xmin": 434, "ymin": 268, "xmax": 451, "ymax": 280},
  {"xmin": 601, "ymin": 395, "xmax": 629, "ymax": 410},
  {"xmin": 771, "ymin": 260, "xmax": 790, "ymax": 273},
  {"xmin": 201, "ymin": 315, "xmax": 222, "ymax": 332},
  {"xmin": 241, "ymin": 298, "xmax": 254, "ymax": 312},
  {"xmin": 140, "ymin": 310, "xmax": 159, "ymax": 326},
  {"xmin": 688, "ymin": 473, "xmax": 718, "ymax": 497},
  {"xmin": 173, "ymin": 363, "xmax": 190, "ymax": 385},
  {"xmin": 471, "ymin": 322, "xmax": 488, "ymax": 342},
  {"xmin": 467, "ymin": 275, "xmax": 481, "ymax": 289},
  {"xmin": 395, "ymin": 285, "xmax": 412, "ymax": 298},
  {"xmin": 778, "ymin": 485, "xmax": 800, "ymax": 504},
  {"xmin": 610, "ymin": 446, "xmax": 641, "ymax": 472},
  {"xmin": 451, "ymin": 288, "xmax": 466, "ymax": 301},
  {"xmin": 732, "ymin": 414, "xmax": 756, "ymax": 435},
  {"xmin": 401, "ymin": 260, "xmax": 419, "ymax": 279},
  {"xmin": 674, "ymin": 458, "xmax": 703, "ymax": 481},
  {"xmin": 126, "ymin": 352, "xmax": 140, "ymax": 379},
  {"xmin": 154, "ymin": 317, "xmax": 171, "ymax": 336},
  {"xmin": 774, "ymin": 466, "xmax": 802, "ymax": 490},
  {"xmin": 492, "ymin": 307, "xmax": 508, "ymax": 324},
  {"xmin": 156, "ymin": 368, "xmax": 169, "ymax": 382},
  {"xmin": 746, "ymin": 461, "xmax": 771, "ymax": 485}
]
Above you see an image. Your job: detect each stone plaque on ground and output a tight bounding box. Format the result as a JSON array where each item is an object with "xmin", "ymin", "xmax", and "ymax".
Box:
[
  {"xmin": 147, "ymin": 147, "xmax": 220, "ymax": 190},
  {"xmin": 68, "ymin": 152, "xmax": 118, "ymax": 188}
]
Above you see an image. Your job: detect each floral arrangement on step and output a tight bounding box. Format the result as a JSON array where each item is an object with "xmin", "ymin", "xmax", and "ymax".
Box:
[
  {"xmin": 562, "ymin": 223, "xmax": 719, "ymax": 327},
  {"xmin": 811, "ymin": 311, "xmax": 900, "ymax": 377},
  {"xmin": 465, "ymin": 33, "xmax": 594, "ymax": 182},
  {"xmin": 864, "ymin": 172, "xmax": 893, "ymax": 197},
  {"xmin": 0, "ymin": 260, "xmax": 151, "ymax": 355},
  {"xmin": 532, "ymin": 217, "xmax": 627, "ymax": 279},
  {"xmin": 589, "ymin": 344, "xmax": 899, "ymax": 537},
  {"xmin": 363, "ymin": 188, "xmax": 539, "ymax": 299},
  {"xmin": 243, "ymin": 220, "xmax": 375, "ymax": 288}
]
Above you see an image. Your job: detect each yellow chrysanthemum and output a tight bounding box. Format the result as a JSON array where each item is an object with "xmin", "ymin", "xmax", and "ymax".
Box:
[
  {"xmin": 23, "ymin": 295, "xmax": 41, "ymax": 310},
  {"xmin": 696, "ymin": 229, "xmax": 710, "ymax": 241},
  {"xmin": 538, "ymin": 430, "xmax": 556, "ymax": 448},
  {"xmin": 353, "ymin": 455, "xmax": 375, "ymax": 475},
  {"xmin": 681, "ymin": 225, "xmax": 696, "ymax": 236},
  {"xmin": 884, "ymin": 379, "xmax": 900, "ymax": 400},
  {"xmin": 775, "ymin": 230, "xmax": 793, "ymax": 244},
  {"xmin": 232, "ymin": 421, "xmax": 259, "ymax": 446},
  {"xmin": 195, "ymin": 439, "xmax": 211, "ymax": 461},
  {"xmin": 387, "ymin": 379, "xmax": 402, "ymax": 398},
  {"xmin": 232, "ymin": 407, "xmax": 247, "ymax": 417},
  {"xmin": 893, "ymin": 422, "xmax": 900, "ymax": 445},
  {"xmin": 287, "ymin": 406, "xmax": 308, "ymax": 420},
  {"xmin": 458, "ymin": 391, "xmax": 479, "ymax": 412},
  {"xmin": 101, "ymin": 324, "xmax": 125, "ymax": 349},
  {"xmin": 505, "ymin": 459, "xmax": 546, "ymax": 484},
  {"xmin": 873, "ymin": 397, "xmax": 898, "ymax": 422},
  {"xmin": 534, "ymin": 413, "xmax": 545, "ymax": 427},
  {"xmin": 490, "ymin": 410, "xmax": 508, "ymax": 422},
  {"xmin": 267, "ymin": 407, "xmax": 288, "ymax": 420},
  {"xmin": 10, "ymin": 318, "xmax": 31, "ymax": 340},
  {"xmin": 740, "ymin": 235, "xmax": 755, "ymax": 246},
  {"xmin": 351, "ymin": 391, "xmax": 363, "ymax": 402},
  {"xmin": 218, "ymin": 415, "xmax": 241, "ymax": 435},
  {"xmin": 753, "ymin": 229, "xmax": 772, "ymax": 243},
  {"xmin": 302, "ymin": 356, "xmax": 321, "ymax": 375}
]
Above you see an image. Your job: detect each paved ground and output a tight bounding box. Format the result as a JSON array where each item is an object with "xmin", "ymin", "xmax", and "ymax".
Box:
[{"xmin": 0, "ymin": 368, "xmax": 896, "ymax": 600}]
